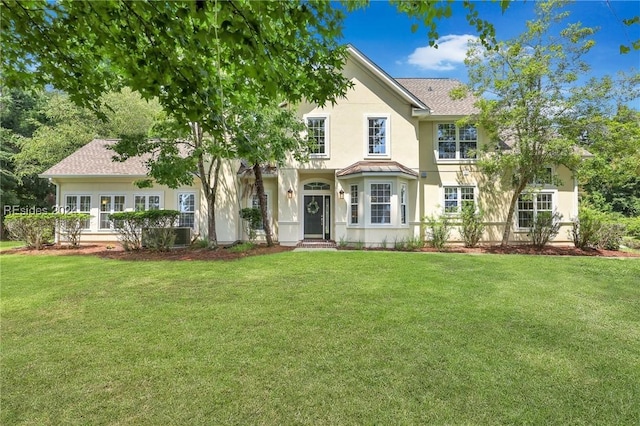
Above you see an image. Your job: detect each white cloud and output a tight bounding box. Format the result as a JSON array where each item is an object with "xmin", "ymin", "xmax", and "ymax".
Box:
[{"xmin": 407, "ymin": 34, "xmax": 478, "ymax": 71}]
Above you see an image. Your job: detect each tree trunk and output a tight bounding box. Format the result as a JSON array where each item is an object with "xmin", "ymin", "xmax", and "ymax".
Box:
[
  {"xmin": 252, "ymin": 162, "xmax": 273, "ymax": 246},
  {"xmin": 501, "ymin": 181, "xmax": 527, "ymax": 246},
  {"xmin": 192, "ymin": 121, "xmax": 219, "ymax": 248}
]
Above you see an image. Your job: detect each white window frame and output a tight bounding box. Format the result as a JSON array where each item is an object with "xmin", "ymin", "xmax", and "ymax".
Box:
[
  {"xmin": 134, "ymin": 193, "xmax": 162, "ymax": 211},
  {"xmin": 305, "ymin": 114, "xmax": 330, "ymax": 158},
  {"xmin": 177, "ymin": 192, "xmax": 196, "ymax": 229},
  {"xmin": 365, "ymin": 114, "xmax": 391, "ymax": 159},
  {"xmin": 64, "ymin": 195, "xmax": 91, "ymax": 229},
  {"xmin": 529, "ymin": 166, "xmax": 555, "ymax": 187},
  {"xmin": 516, "ymin": 191, "xmax": 556, "ymax": 230},
  {"xmin": 435, "ymin": 123, "xmax": 478, "ymax": 162},
  {"xmin": 369, "ymin": 182, "xmax": 392, "ymax": 225},
  {"xmin": 442, "ymin": 186, "xmax": 476, "ymax": 215},
  {"xmin": 249, "ymin": 191, "xmax": 272, "ymax": 232},
  {"xmin": 349, "ymin": 184, "xmax": 359, "ymax": 226},
  {"xmin": 400, "ymin": 183, "xmax": 408, "ymax": 225},
  {"xmin": 99, "ymin": 194, "xmax": 126, "ymax": 230}
]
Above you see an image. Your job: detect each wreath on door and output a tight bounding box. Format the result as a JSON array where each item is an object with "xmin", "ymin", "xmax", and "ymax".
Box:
[{"xmin": 306, "ymin": 198, "xmax": 320, "ymax": 215}]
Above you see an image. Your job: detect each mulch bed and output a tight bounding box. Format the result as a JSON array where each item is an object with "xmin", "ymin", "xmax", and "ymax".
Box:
[{"xmin": 3, "ymin": 242, "xmax": 639, "ymax": 260}]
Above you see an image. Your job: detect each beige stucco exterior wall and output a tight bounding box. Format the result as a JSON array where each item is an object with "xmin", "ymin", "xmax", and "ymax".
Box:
[{"xmin": 418, "ymin": 120, "xmax": 579, "ymax": 245}]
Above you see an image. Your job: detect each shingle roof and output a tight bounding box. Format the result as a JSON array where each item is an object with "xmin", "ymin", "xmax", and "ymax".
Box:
[
  {"xmin": 337, "ymin": 161, "xmax": 418, "ymax": 178},
  {"xmin": 395, "ymin": 78, "xmax": 478, "ymax": 116},
  {"xmin": 40, "ymin": 139, "xmax": 150, "ymax": 177}
]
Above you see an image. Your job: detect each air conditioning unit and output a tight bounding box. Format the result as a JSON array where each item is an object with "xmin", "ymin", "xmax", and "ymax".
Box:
[
  {"xmin": 173, "ymin": 227, "xmax": 191, "ymax": 246},
  {"xmin": 142, "ymin": 227, "xmax": 191, "ymax": 247}
]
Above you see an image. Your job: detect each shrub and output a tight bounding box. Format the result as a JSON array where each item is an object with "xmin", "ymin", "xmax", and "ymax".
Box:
[
  {"xmin": 622, "ymin": 216, "xmax": 640, "ymax": 239},
  {"xmin": 57, "ymin": 213, "xmax": 90, "ymax": 247},
  {"xmin": 4, "ymin": 213, "xmax": 56, "ymax": 249},
  {"xmin": 570, "ymin": 207, "xmax": 627, "ymax": 251},
  {"xmin": 424, "ymin": 214, "xmax": 451, "ymax": 251},
  {"xmin": 598, "ymin": 222, "xmax": 625, "ymax": 251},
  {"xmin": 570, "ymin": 208, "xmax": 602, "ymax": 249},
  {"xmin": 405, "ymin": 235, "xmax": 424, "ymax": 251},
  {"xmin": 529, "ymin": 210, "xmax": 562, "ymax": 249},
  {"xmin": 394, "ymin": 237, "xmax": 406, "ymax": 250},
  {"xmin": 460, "ymin": 204, "xmax": 485, "ymax": 248},
  {"xmin": 111, "ymin": 210, "xmax": 180, "ymax": 251},
  {"xmin": 239, "ymin": 207, "xmax": 262, "ymax": 242}
]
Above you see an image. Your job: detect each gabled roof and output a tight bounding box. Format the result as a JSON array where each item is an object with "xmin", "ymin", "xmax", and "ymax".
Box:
[
  {"xmin": 395, "ymin": 78, "xmax": 478, "ymax": 116},
  {"xmin": 347, "ymin": 45, "xmax": 430, "ymax": 112},
  {"xmin": 337, "ymin": 161, "xmax": 418, "ymax": 179},
  {"xmin": 40, "ymin": 139, "xmax": 150, "ymax": 178}
]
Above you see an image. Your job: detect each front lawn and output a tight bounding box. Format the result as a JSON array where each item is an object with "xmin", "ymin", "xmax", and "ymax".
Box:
[{"xmin": 2, "ymin": 252, "xmax": 639, "ymax": 424}]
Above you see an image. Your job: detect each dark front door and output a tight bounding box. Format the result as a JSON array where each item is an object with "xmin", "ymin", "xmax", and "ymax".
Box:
[{"xmin": 304, "ymin": 195, "xmax": 330, "ymax": 240}]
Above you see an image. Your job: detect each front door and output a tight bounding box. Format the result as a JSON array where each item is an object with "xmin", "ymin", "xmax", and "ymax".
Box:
[{"xmin": 304, "ymin": 195, "xmax": 330, "ymax": 240}]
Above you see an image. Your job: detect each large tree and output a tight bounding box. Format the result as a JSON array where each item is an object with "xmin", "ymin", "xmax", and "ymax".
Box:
[
  {"xmin": 230, "ymin": 105, "xmax": 308, "ymax": 246},
  {"xmin": 2, "ymin": 0, "xmax": 355, "ymax": 246},
  {"xmin": 578, "ymin": 106, "xmax": 640, "ymax": 217},
  {"xmin": 457, "ymin": 0, "xmax": 623, "ymax": 245}
]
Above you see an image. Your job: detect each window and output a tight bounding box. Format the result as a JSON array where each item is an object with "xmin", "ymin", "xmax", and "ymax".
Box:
[
  {"xmin": 350, "ymin": 184, "xmax": 359, "ymax": 225},
  {"xmin": 134, "ymin": 195, "xmax": 160, "ymax": 211},
  {"xmin": 178, "ymin": 193, "xmax": 196, "ymax": 229},
  {"xmin": 65, "ymin": 195, "xmax": 91, "ymax": 229},
  {"xmin": 307, "ymin": 117, "xmax": 327, "ymax": 156},
  {"xmin": 517, "ymin": 192, "xmax": 553, "ymax": 228},
  {"xmin": 250, "ymin": 193, "xmax": 269, "ymax": 231},
  {"xmin": 99, "ymin": 195, "xmax": 125, "ymax": 229},
  {"xmin": 400, "ymin": 183, "xmax": 407, "ymax": 225},
  {"xmin": 443, "ymin": 187, "xmax": 475, "ymax": 214},
  {"xmin": 437, "ymin": 123, "xmax": 477, "ymax": 160},
  {"xmin": 530, "ymin": 167, "xmax": 553, "ymax": 186},
  {"xmin": 303, "ymin": 182, "xmax": 330, "ymax": 191},
  {"xmin": 370, "ymin": 183, "xmax": 391, "ymax": 224},
  {"xmin": 367, "ymin": 117, "xmax": 388, "ymax": 156}
]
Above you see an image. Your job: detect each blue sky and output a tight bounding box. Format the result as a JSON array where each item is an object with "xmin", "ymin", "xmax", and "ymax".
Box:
[{"xmin": 341, "ymin": 0, "xmax": 640, "ymax": 88}]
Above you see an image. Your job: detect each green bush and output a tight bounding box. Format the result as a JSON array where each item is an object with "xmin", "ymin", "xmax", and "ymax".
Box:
[
  {"xmin": 4, "ymin": 213, "xmax": 56, "ymax": 249},
  {"xmin": 424, "ymin": 214, "xmax": 451, "ymax": 251},
  {"xmin": 622, "ymin": 216, "xmax": 640, "ymax": 239},
  {"xmin": 4, "ymin": 213, "xmax": 89, "ymax": 249},
  {"xmin": 529, "ymin": 211, "xmax": 562, "ymax": 249},
  {"xmin": 239, "ymin": 207, "xmax": 262, "ymax": 242},
  {"xmin": 570, "ymin": 208, "xmax": 626, "ymax": 251},
  {"xmin": 110, "ymin": 210, "xmax": 180, "ymax": 251},
  {"xmin": 460, "ymin": 204, "xmax": 485, "ymax": 248},
  {"xmin": 57, "ymin": 213, "xmax": 90, "ymax": 247}
]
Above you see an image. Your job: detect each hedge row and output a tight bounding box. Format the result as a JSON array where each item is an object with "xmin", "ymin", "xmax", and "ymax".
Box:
[{"xmin": 4, "ymin": 213, "xmax": 90, "ymax": 249}]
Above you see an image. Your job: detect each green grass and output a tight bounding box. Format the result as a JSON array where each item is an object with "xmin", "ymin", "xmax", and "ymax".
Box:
[
  {"xmin": 0, "ymin": 240, "xmax": 23, "ymax": 251},
  {"xmin": 2, "ymin": 252, "xmax": 639, "ymax": 424}
]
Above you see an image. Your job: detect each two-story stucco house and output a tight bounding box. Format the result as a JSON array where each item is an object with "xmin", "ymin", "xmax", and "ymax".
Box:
[{"xmin": 40, "ymin": 45, "xmax": 580, "ymax": 247}]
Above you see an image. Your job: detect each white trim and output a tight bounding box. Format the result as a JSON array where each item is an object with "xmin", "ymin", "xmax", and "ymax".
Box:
[
  {"xmin": 441, "ymin": 185, "xmax": 477, "ymax": 216},
  {"xmin": 98, "ymin": 194, "xmax": 126, "ymax": 231},
  {"xmin": 367, "ymin": 181, "xmax": 393, "ymax": 226},
  {"xmin": 177, "ymin": 191, "xmax": 197, "ymax": 230},
  {"xmin": 347, "ymin": 45, "xmax": 430, "ymax": 111},
  {"xmin": 515, "ymin": 189, "xmax": 558, "ymax": 231},
  {"xmin": 433, "ymin": 122, "xmax": 478, "ymax": 164},
  {"xmin": 303, "ymin": 113, "xmax": 330, "ymax": 159},
  {"xmin": 364, "ymin": 114, "xmax": 391, "ymax": 159}
]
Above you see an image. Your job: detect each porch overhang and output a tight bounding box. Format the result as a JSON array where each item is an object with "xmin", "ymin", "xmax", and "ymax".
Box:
[{"xmin": 336, "ymin": 161, "xmax": 418, "ymax": 180}]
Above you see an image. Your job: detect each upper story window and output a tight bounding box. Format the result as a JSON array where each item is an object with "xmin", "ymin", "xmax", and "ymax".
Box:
[
  {"xmin": 437, "ymin": 123, "xmax": 477, "ymax": 160},
  {"xmin": 306, "ymin": 116, "xmax": 328, "ymax": 157},
  {"xmin": 367, "ymin": 116, "xmax": 389, "ymax": 157},
  {"xmin": 529, "ymin": 167, "xmax": 553, "ymax": 186}
]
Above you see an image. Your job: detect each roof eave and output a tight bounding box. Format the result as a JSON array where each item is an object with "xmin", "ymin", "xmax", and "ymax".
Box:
[{"xmin": 347, "ymin": 45, "xmax": 430, "ymax": 111}]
